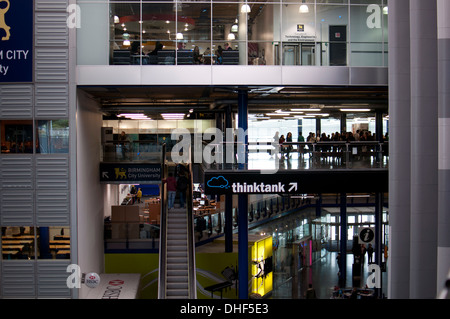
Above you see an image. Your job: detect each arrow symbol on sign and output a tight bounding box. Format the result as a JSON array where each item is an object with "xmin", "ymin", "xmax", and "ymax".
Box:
[
  {"xmin": 288, "ymin": 182, "xmax": 297, "ymax": 192},
  {"xmin": 102, "ymin": 172, "xmax": 109, "ymax": 179}
]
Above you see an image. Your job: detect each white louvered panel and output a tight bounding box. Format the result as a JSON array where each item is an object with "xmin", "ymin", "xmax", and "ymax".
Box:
[
  {"xmin": 35, "ymin": 84, "xmax": 69, "ymax": 118},
  {"xmin": 37, "ymin": 261, "xmax": 72, "ymax": 298},
  {"xmin": 35, "ymin": 11, "xmax": 69, "ymax": 47},
  {"xmin": 0, "ymin": 156, "xmax": 33, "ymax": 189},
  {"xmin": 35, "ymin": 155, "xmax": 69, "ymax": 189},
  {"xmin": 0, "ymin": 190, "xmax": 34, "ymax": 225},
  {"xmin": 35, "ymin": 0, "xmax": 69, "ymax": 12},
  {"xmin": 0, "ymin": 85, "xmax": 33, "ymax": 119},
  {"xmin": 35, "ymin": 49, "xmax": 69, "ymax": 82},
  {"xmin": 1, "ymin": 262, "xmax": 36, "ymax": 297},
  {"xmin": 36, "ymin": 190, "xmax": 70, "ymax": 225}
]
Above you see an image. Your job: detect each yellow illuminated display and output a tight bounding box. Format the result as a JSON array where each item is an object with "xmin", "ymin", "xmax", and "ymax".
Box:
[{"xmin": 251, "ymin": 236, "xmax": 273, "ymax": 297}]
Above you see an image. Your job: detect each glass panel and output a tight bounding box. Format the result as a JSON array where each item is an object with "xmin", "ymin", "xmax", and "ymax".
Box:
[
  {"xmin": 0, "ymin": 120, "xmax": 33, "ymax": 154},
  {"xmin": 36, "ymin": 120, "xmax": 69, "ymax": 154},
  {"xmin": 2, "ymin": 226, "xmax": 36, "ymax": 260},
  {"xmin": 213, "ymin": 3, "xmax": 247, "ymax": 64},
  {"xmin": 77, "ymin": 1, "xmax": 110, "ymax": 65},
  {"xmin": 281, "ymin": 3, "xmax": 315, "ymax": 65},
  {"xmin": 110, "ymin": 2, "xmax": 142, "ymax": 65},
  {"xmin": 350, "ymin": 4, "xmax": 385, "ymax": 66}
]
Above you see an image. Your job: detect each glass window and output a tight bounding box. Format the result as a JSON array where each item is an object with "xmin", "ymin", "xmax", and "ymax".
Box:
[
  {"xmin": 0, "ymin": 120, "xmax": 33, "ymax": 154},
  {"xmin": 36, "ymin": 120, "xmax": 69, "ymax": 154},
  {"xmin": 37, "ymin": 226, "xmax": 71, "ymax": 260},
  {"xmin": 111, "ymin": 2, "xmax": 142, "ymax": 65},
  {"xmin": 1, "ymin": 226, "xmax": 36, "ymax": 260}
]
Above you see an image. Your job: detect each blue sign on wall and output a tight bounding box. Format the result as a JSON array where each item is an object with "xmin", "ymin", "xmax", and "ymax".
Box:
[{"xmin": 0, "ymin": 0, "xmax": 33, "ymax": 83}]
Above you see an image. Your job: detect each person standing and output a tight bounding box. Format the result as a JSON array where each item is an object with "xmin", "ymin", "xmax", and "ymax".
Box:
[
  {"xmin": 176, "ymin": 169, "xmax": 189, "ymax": 209},
  {"xmin": 136, "ymin": 188, "xmax": 142, "ymax": 203},
  {"xmin": 118, "ymin": 131, "xmax": 131, "ymax": 160},
  {"xmin": 166, "ymin": 172, "xmax": 177, "ymax": 210},
  {"xmin": 305, "ymin": 283, "xmax": 317, "ymax": 299},
  {"xmin": 367, "ymin": 244, "xmax": 374, "ymax": 264}
]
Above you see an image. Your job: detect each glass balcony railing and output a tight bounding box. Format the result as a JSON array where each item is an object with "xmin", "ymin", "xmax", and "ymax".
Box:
[{"xmin": 202, "ymin": 141, "xmax": 389, "ymax": 171}]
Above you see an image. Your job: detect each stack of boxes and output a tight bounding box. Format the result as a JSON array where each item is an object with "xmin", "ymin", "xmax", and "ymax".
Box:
[
  {"xmin": 145, "ymin": 199, "xmax": 161, "ymax": 224},
  {"xmin": 111, "ymin": 205, "xmax": 140, "ymax": 239}
]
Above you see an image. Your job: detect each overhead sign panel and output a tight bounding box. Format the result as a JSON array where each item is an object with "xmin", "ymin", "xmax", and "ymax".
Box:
[
  {"xmin": 0, "ymin": 0, "xmax": 33, "ymax": 82},
  {"xmin": 204, "ymin": 169, "xmax": 388, "ymax": 195},
  {"xmin": 100, "ymin": 163, "xmax": 161, "ymax": 183}
]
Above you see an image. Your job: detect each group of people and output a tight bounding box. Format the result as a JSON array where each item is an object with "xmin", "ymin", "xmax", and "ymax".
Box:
[
  {"xmin": 165, "ymin": 164, "xmax": 189, "ymax": 210},
  {"xmin": 305, "ymin": 130, "xmax": 385, "ymax": 143},
  {"xmin": 274, "ymin": 131, "xmax": 294, "ymax": 158}
]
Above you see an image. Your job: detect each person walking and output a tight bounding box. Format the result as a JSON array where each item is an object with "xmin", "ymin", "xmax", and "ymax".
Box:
[{"xmin": 367, "ymin": 244, "xmax": 374, "ymax": 264}]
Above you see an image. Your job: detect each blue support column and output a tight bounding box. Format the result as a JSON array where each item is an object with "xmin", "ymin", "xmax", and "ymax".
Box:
[
  {"xmin": 237, "ymin": 88, "xmax": 248, "ymax": 299},
  {"xmin": 225, "ymin": 104, "xmax": 233, "ymax": 253},
  {"xmin": 339, "ymin": 193, "xmax": 347, "ymax": 287},
  {"xmin": 39, "ymin": 227, "xmax": 51, "ymax": 259}
]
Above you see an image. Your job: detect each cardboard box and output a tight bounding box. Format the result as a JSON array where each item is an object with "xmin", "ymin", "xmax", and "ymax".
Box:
[
  {"xmin": 111, "ymin": 222, "xmax": 126, "ymax": 239},
  {"xmin": 127, "ymin": 223, "xmax": 140, "ymax": 239},
  {"xmin": 111, "ymin": 206, "xmax": 126, "ymax": 222},
  {"xmin": 125, "ymin": 205, "xmax": 140, "ymax": 222}
]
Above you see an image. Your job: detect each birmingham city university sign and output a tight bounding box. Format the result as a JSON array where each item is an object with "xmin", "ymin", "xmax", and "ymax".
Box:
[{"xmin": 0, "ymin": 0, "xmax": 33, "ymax": 82}]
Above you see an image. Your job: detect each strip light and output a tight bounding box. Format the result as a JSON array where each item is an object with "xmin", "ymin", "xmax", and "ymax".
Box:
[
  {"xmin": 118, "ymin": 113, "xmax": 152, "ymax": 120},
  {"xmin": 161, "ymin": 113, "xmax": 185, "ymax": 120}
]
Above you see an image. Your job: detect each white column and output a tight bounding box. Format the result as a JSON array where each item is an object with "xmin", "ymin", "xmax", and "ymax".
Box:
[
  {"xmin": 437, "ymin": 0, "xmax": 450, "ymax": 296},
  {"xmin": 409, "ymin": 0, "xmax": 439, "ymax": 299},
  {"xmin": 387, "ymin": 0, "xmax": 411, "ymax": 299}
]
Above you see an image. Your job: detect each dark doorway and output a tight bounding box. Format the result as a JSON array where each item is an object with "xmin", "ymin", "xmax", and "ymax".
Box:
[{"xmin": 329, "ymin": 25, "xmax": 347, "ymax": 66}]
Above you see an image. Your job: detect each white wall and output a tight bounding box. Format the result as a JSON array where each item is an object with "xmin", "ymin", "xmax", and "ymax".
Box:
[{"xmin": 76, "ymin": 89, "xmax": 105, "ymax": 298}]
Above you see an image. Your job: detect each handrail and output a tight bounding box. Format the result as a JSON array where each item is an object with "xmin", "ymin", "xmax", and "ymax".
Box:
[
  {"xmin": 157, "ymin": 144, "xmax": 167, "ymax": 299},
  {"xmin": 186, "ymin": 146, "xmax": 197, "ymax": 298}
]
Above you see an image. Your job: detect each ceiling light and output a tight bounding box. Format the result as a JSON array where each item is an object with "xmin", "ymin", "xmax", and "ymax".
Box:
[
  {"xmin": 299, "ymin": 4, "xmax": 309, "ymax": 13},
  {"xmin": 340, "ymin": 109, "xmax": 372, "ymax": 112},
  {"xmin": 227, "ymin": 33, "xmax": 235, "ymax": 40},
  {"xmin": 231, "ymin": 24, "xmax": 238, "ymax": 32},
  {"xmin": 162, "ymin": 113, "xmax": 185, "ymax": 120},
  {"xmin": 123, "ymin": 40, "xmax": 130, "ymax": 46},
  {"xmin": 291, "ymin": 108, "xmax": 321, "ymax": 112},
  {"xmin": 176, "ymin": 32, "xmax": 184, "ymax": 39},
  {"xmin": 266, "ymin": 113, "xmax": 289, "ymax": 116},
  {"xmin": 241, "ymin": 4, "xmax": 251, "ymax": 13},
  {"xmin": 114, "ymin": 16, "xmax": 120, "ymax": 24},
  {"xmin": 117, "ymin": 113, "xmax": 152, "ymax": 120}
]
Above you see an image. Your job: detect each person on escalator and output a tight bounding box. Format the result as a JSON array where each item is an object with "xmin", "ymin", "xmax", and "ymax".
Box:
[
  {"xmin": 166, "ymin": 172, "xmax": 177, "ymax": 210},
  {"xmin": 177, "ymin": 171, "xmax": 189, "ymax": 209}
]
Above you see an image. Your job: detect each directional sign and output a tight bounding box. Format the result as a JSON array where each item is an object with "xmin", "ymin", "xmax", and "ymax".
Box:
[
  {"xmin": 204, "ymin": 169, "xmax": 388, "ymax": 195},
  {"xmin": 100, "ymin": 163, "xmax": 161, "ymax": 183},
  {"xmin": 358, "ymin": 227, "xmax": 375, "ymax": 245}
]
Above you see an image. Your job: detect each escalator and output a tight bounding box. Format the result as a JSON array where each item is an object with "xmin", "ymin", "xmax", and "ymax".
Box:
[{"xmin": 158, "ymin": 145, "xmax": 197, "ymax": 299}]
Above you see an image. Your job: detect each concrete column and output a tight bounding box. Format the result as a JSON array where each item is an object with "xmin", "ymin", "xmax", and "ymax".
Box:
[
  {"xmin": 437, "ymin": 0, "xmax": 450, "ymax": 295},
  {"xmin": 387, "ymin": 0, "xmax": 411, "ymax": 299},
  {"xmin": 409, "ymin": 0, "xmax": 439, "ymax": 299}
]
